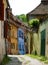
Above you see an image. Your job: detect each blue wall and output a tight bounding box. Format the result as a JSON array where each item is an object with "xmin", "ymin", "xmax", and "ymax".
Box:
[{"xmin": 18, "ymin": 28, "xmax": 25, "ymax": 55}]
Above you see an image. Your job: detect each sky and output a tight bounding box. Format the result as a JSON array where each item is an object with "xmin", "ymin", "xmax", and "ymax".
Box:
[{"xmin": 9, "ymin": 0, "xmax": 41, "ymax": 15}]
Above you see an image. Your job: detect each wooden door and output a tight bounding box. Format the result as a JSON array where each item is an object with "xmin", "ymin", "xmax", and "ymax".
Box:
[
  {"xmin": 18, "ymin": 28, "xmax": 25, "ymax": 55},
  {"xmin": 41, "ymin": 29, "xmax": 46, "ymax": 56}
]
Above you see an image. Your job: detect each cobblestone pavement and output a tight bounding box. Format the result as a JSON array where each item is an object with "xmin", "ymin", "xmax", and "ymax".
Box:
[
  {"xmin": 6, "ymin": 55, "xmax": 48, "ymax": 65},
  {"xmin": 6, "ymin": 57, "xmax": 22, "ymax": 65}
]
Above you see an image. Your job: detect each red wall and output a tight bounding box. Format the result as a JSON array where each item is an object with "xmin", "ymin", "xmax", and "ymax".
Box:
[{"xmin": 0, "ymin": 0, "xmax": 4, "ymax": 20}]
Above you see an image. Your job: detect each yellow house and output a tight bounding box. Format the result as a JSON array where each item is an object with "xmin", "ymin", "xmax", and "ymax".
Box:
[
  {"xmin": 10, "ymin": 24, "xmax": 18, "ymax": 54},
  {"xmin": 5, "ymin": 1, "xmax": 31, "ymax": 55},
  {"xmin": 6, "ymin": 7, "xmax": 19, "ymax": 55}
]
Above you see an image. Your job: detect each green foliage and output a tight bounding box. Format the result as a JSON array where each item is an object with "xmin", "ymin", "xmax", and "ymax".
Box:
[
  {"xmin": 16, "ymin": 14, "xmax": 27, "ymax": 23},
  {"xmin": 29, "ymin": 19, "xmax": 40, "ymax": 33},
  {"xmin": 26, "ymin": 54, "xmax": 48, "ymax": 64},
  {"xmin": 0, "ymin": 55, "xmax": 11, "ymax": 65},
  {"xmin": 29, "ymin": 19, "xmax": 39, "ymax": 28}
]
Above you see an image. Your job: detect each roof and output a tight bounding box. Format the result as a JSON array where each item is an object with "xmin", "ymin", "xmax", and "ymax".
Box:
[
  {"xmin": 41, "ymin": 0, "xmax": 48, "ymax": 2},
  {"xmin": 27, "ymin": 3, "xmax": 48, "ymax": 15},
  {"xmin": 6, "ymin": 8, "xmax": 30, "ymax": 31}
]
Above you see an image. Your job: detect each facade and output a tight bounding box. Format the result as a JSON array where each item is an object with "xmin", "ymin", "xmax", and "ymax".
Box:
[
  {"xmin": 0, "ymin": 0, "xmax": 31, "ymax": 56},
  {"xmin": 7, "ymin": 24, "xmax": 18, "ymax": 55},
  {"xmin": 5, "ymin": 8, "xmax": 18, "ymax": 55},
  {"xmin": 39, "ymin": 19, "xmax": 48, "ymax": 57},
  {"xmin": 6, "ymin": 7, "xmax": 31, "ymax": 55},
  {"xmin": 0, "ymin": 0, "xmax": 10, "ymax": 62},
  {"xmin": 0, "ymin": 21, "xmax": 5, "ymax": 62},
  {"xmin": 27, "ymin": 0, "xmax": 48, "ymax": 57},
  {"xmin": 24, "ymin": 26, "xmax": 32, "ymax": 54}
]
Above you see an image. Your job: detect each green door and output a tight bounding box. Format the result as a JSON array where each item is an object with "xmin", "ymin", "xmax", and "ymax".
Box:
[{"xmin": 41, "ymin": 29, "xmax": 46, "ymax": 56}]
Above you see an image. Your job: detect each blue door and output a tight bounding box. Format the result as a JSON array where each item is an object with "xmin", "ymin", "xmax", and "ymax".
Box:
[{"xmin": 18, "ymin": 28, "xmax": 25, "ymax": 55}]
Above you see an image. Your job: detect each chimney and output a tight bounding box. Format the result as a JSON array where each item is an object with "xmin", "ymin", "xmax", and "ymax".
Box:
[{"xmin": 41, "ymin": 0, "xmax": 48, "ymax": 4}]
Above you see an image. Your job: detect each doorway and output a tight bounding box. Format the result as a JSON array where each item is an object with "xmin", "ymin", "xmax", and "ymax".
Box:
[
  {"xmin": 18, "ymin": 28, "xmax": 25, "ymax": 55},
  {"xmin": 41, "ymin": 29, "xmax": 46, "ymax": 56}
]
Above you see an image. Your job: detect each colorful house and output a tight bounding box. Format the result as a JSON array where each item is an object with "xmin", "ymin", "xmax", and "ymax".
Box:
[
  {"xmin": 5, "ymin": 8, "xmax": 18, "ymax": 55},
  {"xmin": 0, "ymin": 0, "xmax": 32, "ymax": 55},
  {"xmin": 5, "ymin": 6, "xmax": 31, "ymax": 55},
  {"xmin": 27, "ymin": 0, "xmax": 48, "ymax": 57}
]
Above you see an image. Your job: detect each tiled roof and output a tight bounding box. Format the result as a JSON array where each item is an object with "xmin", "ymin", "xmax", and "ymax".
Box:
[{"xmin": 27, "ymin": 3, "xmax": 48, "ymax": 15}]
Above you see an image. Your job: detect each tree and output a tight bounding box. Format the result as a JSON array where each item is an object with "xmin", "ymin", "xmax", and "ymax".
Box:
[
  {"xmin": 29, "ymin": 18, "xmax": 40, "ymax": 33},
  {"xmin": 16, "ymin": 14, "xmax": 27, "ymax": 23}
]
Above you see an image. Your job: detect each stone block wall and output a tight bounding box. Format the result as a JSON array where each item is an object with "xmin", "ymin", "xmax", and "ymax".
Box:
[{"xmin": 0, "ymin": 21, "xmax": 5, "ymax": 62}]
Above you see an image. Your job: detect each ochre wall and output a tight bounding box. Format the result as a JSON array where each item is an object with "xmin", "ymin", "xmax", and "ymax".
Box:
[{"xmin": 10, "ymin": 24, "xmax": 18, "ymax": 54}]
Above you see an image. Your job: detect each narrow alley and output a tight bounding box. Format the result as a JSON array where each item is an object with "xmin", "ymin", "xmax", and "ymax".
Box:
[
  {"xmin": 0, "ymin": 0, "xmax": 48, "ymax": 65},
  {"xmin": 6, "ymin": 55, "xmax": 48, "ymax": 65}
]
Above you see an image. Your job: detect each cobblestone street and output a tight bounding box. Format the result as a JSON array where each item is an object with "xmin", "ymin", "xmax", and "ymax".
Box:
[{"xmin": 6, "ymin": 55, "xmax": 48, "ymax": 65}]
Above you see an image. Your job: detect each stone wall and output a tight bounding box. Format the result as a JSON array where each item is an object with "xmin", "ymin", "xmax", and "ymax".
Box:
[
  {"xmin": 39, "ymin": 21, "xmax": 46, "ymax": 56},
  {"xmin": 33, "ymin": 33, "xmax": 40, "ymax": 55},
  {"xmin": 27, "ymin": 32, "xmax": 31, "ymax": 54},
  {"xmin": 45, "ymin": 19, "xmax": 48, "ymax": 58},
  {"xmin": 32, "ymin": 19, "xmax": 48, "ymax": 58},
  {"xmin": 0, "ymin": 21, "xmax": 5, "ymax": 62},
  {"xmin": 39, "ymin": 19, "xmax": 48, "ymax": 58}
]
